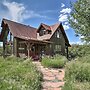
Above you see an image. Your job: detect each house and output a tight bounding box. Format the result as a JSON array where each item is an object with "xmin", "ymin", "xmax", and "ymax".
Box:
[{"xmin": 0, "ymin": 18, "xmax": 70, "ymax": 59}]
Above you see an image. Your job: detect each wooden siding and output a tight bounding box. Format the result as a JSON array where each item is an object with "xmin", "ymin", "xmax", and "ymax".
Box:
[{"xmin": 50, "ymin": 26, "xmax": 65, "ymax": 55}]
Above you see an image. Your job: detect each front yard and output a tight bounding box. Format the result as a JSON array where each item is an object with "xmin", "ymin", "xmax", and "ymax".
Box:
[
  {"xmin": 0, "ymin": 52, "xmax": 90, "ymax": 90},
  {"xmin": 0, "ymin": 56, "xmax": 42, "ymax": 90}
]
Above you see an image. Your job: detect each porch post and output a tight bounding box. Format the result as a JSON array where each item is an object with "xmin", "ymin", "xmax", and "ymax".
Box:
[
  {"xmin": 10, "ymin": 32, "xmax": 12, "ymax": 41},
  {"xmin": 66, "ymin": 46, "xmax": 68, "ymax": 59},
  {"xmin": 13, "ymin": 37, "xmax": 18, "ymax": 57},
  {"xmin": 27, "ymin": 42, "xmax": 30, "ymax": 59},
  {"xmin": 3, "ymin": 40, "xmax": 5, "ymax": 57}
]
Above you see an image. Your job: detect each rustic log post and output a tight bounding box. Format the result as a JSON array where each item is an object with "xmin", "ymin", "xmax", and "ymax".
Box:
[
  {"xmin": 27, "ymin": 42, "xmax": 33, "ymax": 59},
  {"xmin": 3, "ymin": 40, "xmax": 5, "ymax": 57},
  {"xmin": 66, "ymin": 46, "xmax": 68, "ymax": 59},
  {"xmin": 10, "ymin": 32, "xmax": 12, "ymax": 41},
  {"xmin": 27, "ymin": 42, "xmax": 30, "ymax": 59},
  {"xmin": 13, "ymin": 37, "xmax": 18, "ymax": 56}
]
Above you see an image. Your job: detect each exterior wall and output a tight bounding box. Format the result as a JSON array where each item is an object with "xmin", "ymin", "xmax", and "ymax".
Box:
[{"xmin": 50, "ymin": 27, "xmax": 65, "ymax": 55}]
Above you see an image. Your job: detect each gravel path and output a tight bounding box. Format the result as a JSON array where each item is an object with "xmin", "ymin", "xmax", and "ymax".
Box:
[{"xmin": 33, "ymin": 61, "xmax": 65, "ymax": 90}]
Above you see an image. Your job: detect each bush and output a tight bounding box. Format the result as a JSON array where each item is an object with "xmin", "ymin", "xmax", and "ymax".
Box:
[
  {"xmin": 78, "ymin": 55, "xmax": 90, "ymax": 63},
  {"xmin": 69, "ymin": 44, "xmax": 90, "ymax": 59},
  {"xmin": 0, "ymin": 56, "xmax": 42, "ymax": 90},
  {"xmin": 65, "ymin": 61, "xmax": 90, "ymax": 82},
  {"xmin": 41, "ymin": 55, "xmax": 67, "ymax": 68},
  {"xmin": 63, "ymin": 55, "xmax": 90, "ymax": 90}
]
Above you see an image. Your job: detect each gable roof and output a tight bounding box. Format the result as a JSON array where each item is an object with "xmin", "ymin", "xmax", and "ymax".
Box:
[
  {"xmin": 37, "ymin": 23, "xmax": 59, "ymax": 40},
  {"xmin": 0, "ymin": 18, "xmax": 37, "ymax": 41},
  {"xmin": 0, "ymin": 18, "xmax": 70, "ymax": 46},
  {"xmin": 37, "ymin": 23, "xmax": 70, "ymax": 46},
  {"xmin": 37, "ymin": 23, "xmax": 51, "ymax": 32}
]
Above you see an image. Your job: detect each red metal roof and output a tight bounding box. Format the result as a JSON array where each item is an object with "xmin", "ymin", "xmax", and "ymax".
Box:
[
  {"xmin": 37, "ymin": 23, "xmax": 51, "ymax": 32},
  {"xmin": 1, "ymin": 19, "xmax": 37, "ymax": 40},
  {"xmin": 37, "ymin": 23, "xmax": 70, "ymax": 46},
  {"xmin": 0, "ymin": 18, "xmax": 70, "ymax": 46}
]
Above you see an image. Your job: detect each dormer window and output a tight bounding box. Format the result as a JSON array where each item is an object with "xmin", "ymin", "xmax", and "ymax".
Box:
[
  {"xmin": 47, "ymin": 30, "xmax": 52, "ymax": 34},
  {"xmin": 39, "ymin": 29, "xmax": 52, "ymax": 36},
  {"xmin": 39, "ymin": 29, "xmax": 46, "ymax": 36}
]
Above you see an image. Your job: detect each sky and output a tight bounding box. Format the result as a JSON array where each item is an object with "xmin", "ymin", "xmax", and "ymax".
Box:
[{"xmin": 0, "ymin": 0, "xmax": 83, "ymax": 45}]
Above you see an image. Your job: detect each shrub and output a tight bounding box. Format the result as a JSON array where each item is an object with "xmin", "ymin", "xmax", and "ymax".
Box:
[
  {"xmin": 0, "ymin": 56, "xmax": 42, "ymax": 90},
  {"xmin": 63, "ymin": 55, "xmax": 90, "ymax": 90},
  {"xmin": 65, "ymin": 61, "xmax": 90, "ymax": 82},
  {"xmin": 41, "ymin": 55, "xmax": 67, "ymax": 68},
  {"xmin": 78, "ymin": 55, "xmax": 90, "ymax": 63},
  {"xmin": 69, "ymin": 44, "xmax": 90, "ymax": 59}
]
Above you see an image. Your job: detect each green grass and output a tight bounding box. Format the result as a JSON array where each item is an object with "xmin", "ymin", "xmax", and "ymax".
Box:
[
  {"xmin": 41, "ymin": 55, "xmax": 67, "ymax": 68},
  {"xmin": 63, "ymin": 55, "xmax": 90, "ymax": 90},
  {"xmin": 63, "ymin": 80, "xmax": 90, "ymax": 90},
  {"xmin": 0, "ymin": 56, "xmax": 42, "ymax": 90}
]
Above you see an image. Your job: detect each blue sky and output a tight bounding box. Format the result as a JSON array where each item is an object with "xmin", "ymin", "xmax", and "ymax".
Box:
[{"xmin": 0, "ymin": 0, "xmax": 83, "ymax": 45}]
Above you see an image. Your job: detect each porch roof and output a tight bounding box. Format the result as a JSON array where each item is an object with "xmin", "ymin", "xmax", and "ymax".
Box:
[{"xmin": 18, "ymin": 37, "xmax": 53, "ymax": 44}]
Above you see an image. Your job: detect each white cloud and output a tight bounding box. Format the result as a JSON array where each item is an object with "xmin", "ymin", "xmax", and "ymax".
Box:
[
  {"xmin": 64, "ymin": 22, "xmax": 68, "ymax": 25},
  {"xmin": 1, "ymin": 0, "xmax": 49, "ymax": 22},
  {"xmin": 59, "ymin": 5, "xmax": 71, "ymax": 30},
  {"xmin": 3, "ymin": 1, "xmax": 25, "ymax": 22},
  {"xmin": 59, "ymin": 14, "xmax": 68, "ymax": 22},
  {"xmin": 60, "ymin": 8, "xmax": 71, "ymax": 14},
  {"xmin": 61, "ymin": 3, "xmax": 65, "ymax": 7},
  {"xmin": 63, "ymin": 24, "xmax": 70, "ymax": 30}
]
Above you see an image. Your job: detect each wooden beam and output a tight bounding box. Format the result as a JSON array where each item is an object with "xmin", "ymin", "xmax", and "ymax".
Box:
[
  {"xmin": 26, "ymin": 42, "xmax": 33, "ymax": 59},
  {"xmin": 3, "ymin": 40, "xmax": 5, "ymax": 57},
  {"xmin": 66, "ymin": 46, "xmax": 68, "ymax": 59},
  {"xmin": 27, "ymin": 42, "xmax": 30, "ymax": 59},
  {"xmin": 10, "ymin": 32, "xmax": 12, "ymax": 41},
  {"xmin": 13, "ymin": 37, "xmax": 18, "ymax": 56}
]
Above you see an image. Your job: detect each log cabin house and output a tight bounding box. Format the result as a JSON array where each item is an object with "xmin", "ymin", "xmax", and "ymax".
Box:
[{"xmin": 0, "ymin": 18, "xmax": 70, "ymax": 60}]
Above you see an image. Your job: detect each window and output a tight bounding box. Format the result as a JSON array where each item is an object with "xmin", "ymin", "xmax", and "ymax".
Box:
[
  {"xmin": 57, "ymin": 31, "xmax": 60, "ymax": 38},
  {"xmin": 55, "ymin": 45, "xmax": 61, "ymax": 51},
  {"xmin": 55, "ymin": 30, "xmax": 61, "ymax": 38},
  {"xmin": 47, "ymin": 30, "xmax": 52, "ymax": 34},
  {"xmin": 39, "ymin": 29, "xmax": 46, "ymax": 36}
]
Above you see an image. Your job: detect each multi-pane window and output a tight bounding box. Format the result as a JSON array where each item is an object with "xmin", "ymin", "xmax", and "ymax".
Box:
[
  {"xmin": 39, "ymin": 29, "xmax": 46, "ymax": 36},
  {"xmin": 39, "ymin": 27, "xmax": 52, "ymax": 36},
  {"xmin": 55, "ymin": 45, "xmax": 61, "ymax": 51}
]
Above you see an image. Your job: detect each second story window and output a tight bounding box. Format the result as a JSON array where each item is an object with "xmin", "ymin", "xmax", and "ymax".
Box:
[
  {"xmin": 39, "ymin": 28, "xmax": 52, "ymax": 36},
  {"xmin": 57, "ymin": 30, "xmax": 60, "ymax": 38},
  {"xmin": 56, "ymin": 29, "xmax": 61, "ymax": 38},
  {"xmin": 39, "ymin": 29, "xmax": 46, "ymax": 36}
]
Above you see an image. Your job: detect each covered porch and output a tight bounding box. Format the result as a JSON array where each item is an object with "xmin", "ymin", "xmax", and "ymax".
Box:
[{"xmin": 11, "ymin": 38, "xmax": 52, "ymax": 60}]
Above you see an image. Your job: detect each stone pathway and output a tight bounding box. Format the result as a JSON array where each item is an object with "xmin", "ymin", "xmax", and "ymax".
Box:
[{"xmin": 33, "ymin": 61, "xmax": 65, "ymax": 90}]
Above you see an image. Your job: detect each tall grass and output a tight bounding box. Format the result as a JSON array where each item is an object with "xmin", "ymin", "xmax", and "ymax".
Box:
[
  {"xmin": 63, "ymin": 55, "xmax": 90, "ymax": 90},
  {"xmin": 0, "ymin": 56, "xmax": 42, "ymax": 90},
  {"xmin": 41, "ymin": 55, "xmax": 67, "ymax": 68}
]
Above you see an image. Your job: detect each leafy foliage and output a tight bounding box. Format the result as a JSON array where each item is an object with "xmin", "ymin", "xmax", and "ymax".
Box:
[
  {"xmin": 68, "ymin": 44, "xmax": 90, "ymax": 59},
  {"xmin": 0, "ymin": 56, "xmax": 42, "ymax": 90},
  {"xmin": 69, "ymin": 0, "xmax": 90, "ymax": 42}
]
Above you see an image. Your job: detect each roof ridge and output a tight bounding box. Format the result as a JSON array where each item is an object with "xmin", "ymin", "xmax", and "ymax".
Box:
[{"xmin": 3, "ymin": 18, "xmax": 37, "ymax": 29}]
